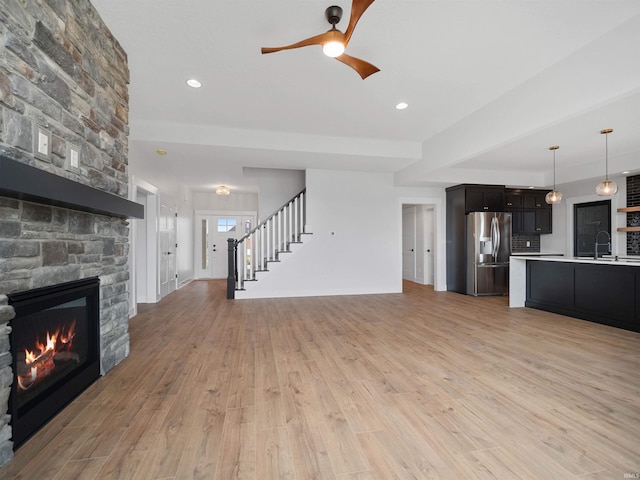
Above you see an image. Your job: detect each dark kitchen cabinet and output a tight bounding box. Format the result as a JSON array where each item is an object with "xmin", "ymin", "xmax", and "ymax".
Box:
[
  {"xmin": 510, "ymin": 209, "xmax": 524, "ymax": 234},
  {"xmin": 464, "ymin": 187, "xmax": 504, "ymax": 213},
  {"xmin": 523, "ymin": 208, "xmax": 552, "ymax": 234},
  {"xmin": 504, "ymin": 191, "xmax": 523, "ymax": 233},
  {"xmin": 523, "ymin": 192, "xmax": 548, "ymax": 209},
  {"xmin": 445, "ymin": 184, "xmax": 506, "ymax": 293},
  {"xmin": 505, "ymin": 192, "xmax": 523, "ymax": 209},
  {"xmin": 505, "ymin": 188, "xmax": 552, "ymax": 234},
  {"xmin": 526, "ymin": 260, "xmax": 640, "ymax": 332}
]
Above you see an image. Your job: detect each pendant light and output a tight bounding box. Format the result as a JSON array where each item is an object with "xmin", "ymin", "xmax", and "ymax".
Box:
[
  {"xmin": 595, "ymin": 128, "xmax": 617, "ymax": 196},
  {"xmin": 545, "ymin": 145, "xmax": 563, "ymax": 204}
]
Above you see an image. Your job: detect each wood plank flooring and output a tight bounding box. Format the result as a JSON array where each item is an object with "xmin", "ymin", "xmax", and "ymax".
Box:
[{"xmin": 2, "ymin": 280, "xmax": 640, "ymax": 479}]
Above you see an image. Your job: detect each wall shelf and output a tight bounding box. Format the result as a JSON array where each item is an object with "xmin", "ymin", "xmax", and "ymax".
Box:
[
  {"xmin": 617, "ymin": 206, "xmax": 640, "ymax": 213},
  {"xmin": 617, "ymin": 227, "xmax": 640, "ymax": 232}
]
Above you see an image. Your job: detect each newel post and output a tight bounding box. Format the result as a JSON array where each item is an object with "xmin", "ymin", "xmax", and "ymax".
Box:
[{"xmin": 227, "ymin": 238, "xmax": 236, "ymax": 299}]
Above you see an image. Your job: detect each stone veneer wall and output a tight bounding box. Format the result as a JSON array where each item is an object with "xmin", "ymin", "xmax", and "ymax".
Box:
[{"xmin": 0, "ymin": 0, "xmax": 130, "ymax": 465}]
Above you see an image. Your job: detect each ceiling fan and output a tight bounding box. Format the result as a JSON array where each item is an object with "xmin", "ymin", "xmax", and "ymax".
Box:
[{"xmin": 261, "ymin": 0, "xmax": 380, "ymax": 80}]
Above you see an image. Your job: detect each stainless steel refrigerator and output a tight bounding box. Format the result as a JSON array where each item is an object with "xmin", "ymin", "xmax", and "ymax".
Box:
[{"xmin": 466, "ymin": 212, "xmax": 512, "ymax": 296}]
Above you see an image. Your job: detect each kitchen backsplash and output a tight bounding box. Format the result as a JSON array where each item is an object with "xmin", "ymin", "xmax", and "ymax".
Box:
[{"xmin": 512, "ymin": 234, "xmax": 541, "ymax": 253}]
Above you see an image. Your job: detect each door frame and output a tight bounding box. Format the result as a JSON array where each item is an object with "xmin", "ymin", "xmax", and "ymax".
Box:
[
  {"xmin": 129, "ymin": 177, "xmax": 160, "ymax": 315},
  {"xmin": 399, "ymin": 197, "xmax": 445, "ymax": 291},
  {"xmin": 194, "ymin": 210, "xmax": 257, "ymax": 279}
]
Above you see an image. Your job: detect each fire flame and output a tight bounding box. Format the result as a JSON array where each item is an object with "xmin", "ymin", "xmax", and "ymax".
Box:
[{"xmin": 18, "ymin": 320, "xmax": 76, "ymax": 391}]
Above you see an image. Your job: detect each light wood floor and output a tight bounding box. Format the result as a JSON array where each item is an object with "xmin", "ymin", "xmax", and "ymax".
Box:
[{"xmin": 2, "ymin": 280, "xmax": 640, "ymax": 479}]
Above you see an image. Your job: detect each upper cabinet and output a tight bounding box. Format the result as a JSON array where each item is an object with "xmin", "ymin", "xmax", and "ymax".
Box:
[
  {"xmin": 504, "ymin": 192, "xmax": 523, "ymax": 209},
  {"xmin": 464, "ymin": 187, "xmax": 505, "ymax": 212},
  {"xmin": 523, "ymin": 191, "xmax": 549, "ymax": 209},
  {"xmin": 446, "ymin": 185, "xmax": 553, "ymax": 234},
  {"xmin": 505, "ymin": 188, "xmax": 552, "ymax": 234}
]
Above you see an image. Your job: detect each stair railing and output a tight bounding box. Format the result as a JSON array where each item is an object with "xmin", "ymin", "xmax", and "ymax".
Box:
[{"xmin": 227, "ymin": 189, "xmax": 306, "ymax": 298}]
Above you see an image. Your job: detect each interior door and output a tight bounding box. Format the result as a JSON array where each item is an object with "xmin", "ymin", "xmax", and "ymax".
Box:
[
  {"xmin": 159, "ymin": 203, "xmax": 176, "ymax": 298},
  {"xmin": 424, "ymin": 208, "xmax": 435, "ymax": 285},
  {"xmin": 402, "ymin": 208, "xmax": 416, "ymax": 281}
]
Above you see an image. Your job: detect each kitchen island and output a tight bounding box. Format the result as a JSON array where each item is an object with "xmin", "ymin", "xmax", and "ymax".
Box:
[{"xmin": 510, "ymin": 255, "xmax": 640, "ymax": 332}]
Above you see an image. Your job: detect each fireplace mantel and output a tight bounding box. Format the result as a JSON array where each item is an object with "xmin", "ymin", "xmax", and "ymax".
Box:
[{"xmin": 0, "ymin": 156, "xmax": 144, "ymax": 219}]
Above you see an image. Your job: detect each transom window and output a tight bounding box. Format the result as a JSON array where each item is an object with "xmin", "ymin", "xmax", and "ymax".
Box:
[{"xmin": 217, "ymin": 218, "xmax": 237, "ymax": 233}]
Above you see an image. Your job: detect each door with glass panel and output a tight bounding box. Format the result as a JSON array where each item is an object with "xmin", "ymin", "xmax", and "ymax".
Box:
[{"xmin": 196, "ymin": 214, "xmax": 255, "ymax": 279}]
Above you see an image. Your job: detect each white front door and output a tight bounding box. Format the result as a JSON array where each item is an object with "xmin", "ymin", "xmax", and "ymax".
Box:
[
  {"xmin": 196, "ymin": 214, "xmax": 255, "ymax": 279},
  {"xmin": 159, "ymin": 202, "xmax": 177, "ymax": 298},
  {"xmin": 402, "ymin": 208, "xmax": 416, "ymax": 281}
]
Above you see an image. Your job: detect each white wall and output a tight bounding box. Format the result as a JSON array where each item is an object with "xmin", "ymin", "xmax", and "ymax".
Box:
[
  {"xmin": 237, "ymin": 170, "xmax": 399, "ymax": 297},
  {"xmin": 243, "ymin": 168, "xmax": 305, "ymax": 221},
  {"xmin": 192, "ymin": 191, "xmax": 258, "ymax": 211},
  {"xmin": 541, "ymin": 173, "xmax": 628, "ymax": 256},
  {"xmin": 237, "ymin": 170, "xmax": 447, "ymax": 298}
]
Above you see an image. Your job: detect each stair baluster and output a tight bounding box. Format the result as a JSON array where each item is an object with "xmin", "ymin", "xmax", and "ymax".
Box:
[{"xmin": 228, "ymin": 189, "xmax": 307, "ymax": 298}]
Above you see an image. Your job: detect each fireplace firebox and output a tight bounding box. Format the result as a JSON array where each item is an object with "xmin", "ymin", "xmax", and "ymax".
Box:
[{"xmin": 8, "ymin": 278, "xmax": 101, "ymax": 448}]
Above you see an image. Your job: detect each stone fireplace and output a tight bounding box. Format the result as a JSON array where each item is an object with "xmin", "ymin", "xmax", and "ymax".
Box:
[{"xmin": 0, "ymin": 0, "xmax": 137, "ymax": 466}]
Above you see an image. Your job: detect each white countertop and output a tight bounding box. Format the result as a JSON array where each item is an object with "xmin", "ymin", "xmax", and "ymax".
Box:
[
  {"xmin": 510, "ymin": 255, "xmax": 640, "ymax": 267},
  {"xmin": 510, "ymin": 252, "xmax": 565, "ymax": 256}
]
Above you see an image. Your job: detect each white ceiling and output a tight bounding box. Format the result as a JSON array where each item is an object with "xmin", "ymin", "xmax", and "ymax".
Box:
[{"xmin": 90, "ymin": 0, "xmax": 640, "ymax": 194}]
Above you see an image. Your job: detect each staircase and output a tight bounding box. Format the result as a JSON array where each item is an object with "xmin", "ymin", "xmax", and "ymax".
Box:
[{"xmin": 227, "ymin": 189, "xmax": 310, "ymax": 299}]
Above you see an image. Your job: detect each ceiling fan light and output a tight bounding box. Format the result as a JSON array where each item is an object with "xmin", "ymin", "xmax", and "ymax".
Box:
[{"xmin": 323, "ymin": 41, "xmax": 345, "ymax": 57}]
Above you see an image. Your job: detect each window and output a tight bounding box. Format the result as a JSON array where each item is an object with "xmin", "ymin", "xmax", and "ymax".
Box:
[
  {"xmin": 574, "ymin": 200, "xmax": 611, "ymax": 257},
  {"xmin": 217, "ymin": 218, "xmax": 237, "ymax": 233}
]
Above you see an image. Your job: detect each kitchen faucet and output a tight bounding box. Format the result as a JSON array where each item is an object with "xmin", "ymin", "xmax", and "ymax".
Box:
[{"xmin": 594, "ymin": 230, "xmax": 611, "ymax": 259}]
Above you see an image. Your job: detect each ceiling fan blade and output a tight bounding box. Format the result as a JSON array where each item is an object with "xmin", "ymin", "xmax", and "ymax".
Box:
[
  {"xmin": 344, "ymin": 0, "xmax": 376, "ymax": 45},
  {"xmin": 335, "ymin": 53, "xmax": 380, "ymax": 79},
  {"xmin": 261, "ymin": 31, "xmax": 333, "ymax": 54}
]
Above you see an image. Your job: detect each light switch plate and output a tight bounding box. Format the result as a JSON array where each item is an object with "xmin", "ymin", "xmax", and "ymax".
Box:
[
  {"xmin": 67, "ymin": 143, "xmax": 80, "ymax": 171},
  {"xmin": 34, "ymin": 125, "xmax": 51, "ymax": 160}
]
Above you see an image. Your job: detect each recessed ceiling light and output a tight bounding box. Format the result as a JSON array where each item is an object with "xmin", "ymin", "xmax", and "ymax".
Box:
[
  {"xmin": 528, "ymin": 186, "xmax": 535, "ymax": 189},
  {"xmin": 622, "ymin": 170, "xmax": 630, "ymax": 174},
  {"xmin": 186, "ymin": 79, "xmax": 202, "ymax": 88},
  {"xmin": 156, "ymin": 149, "xmax": 167, "ymax": 155},
  {"xmin": 395, "ymin": 102, "xmax": 408, "ymax": 110}
]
